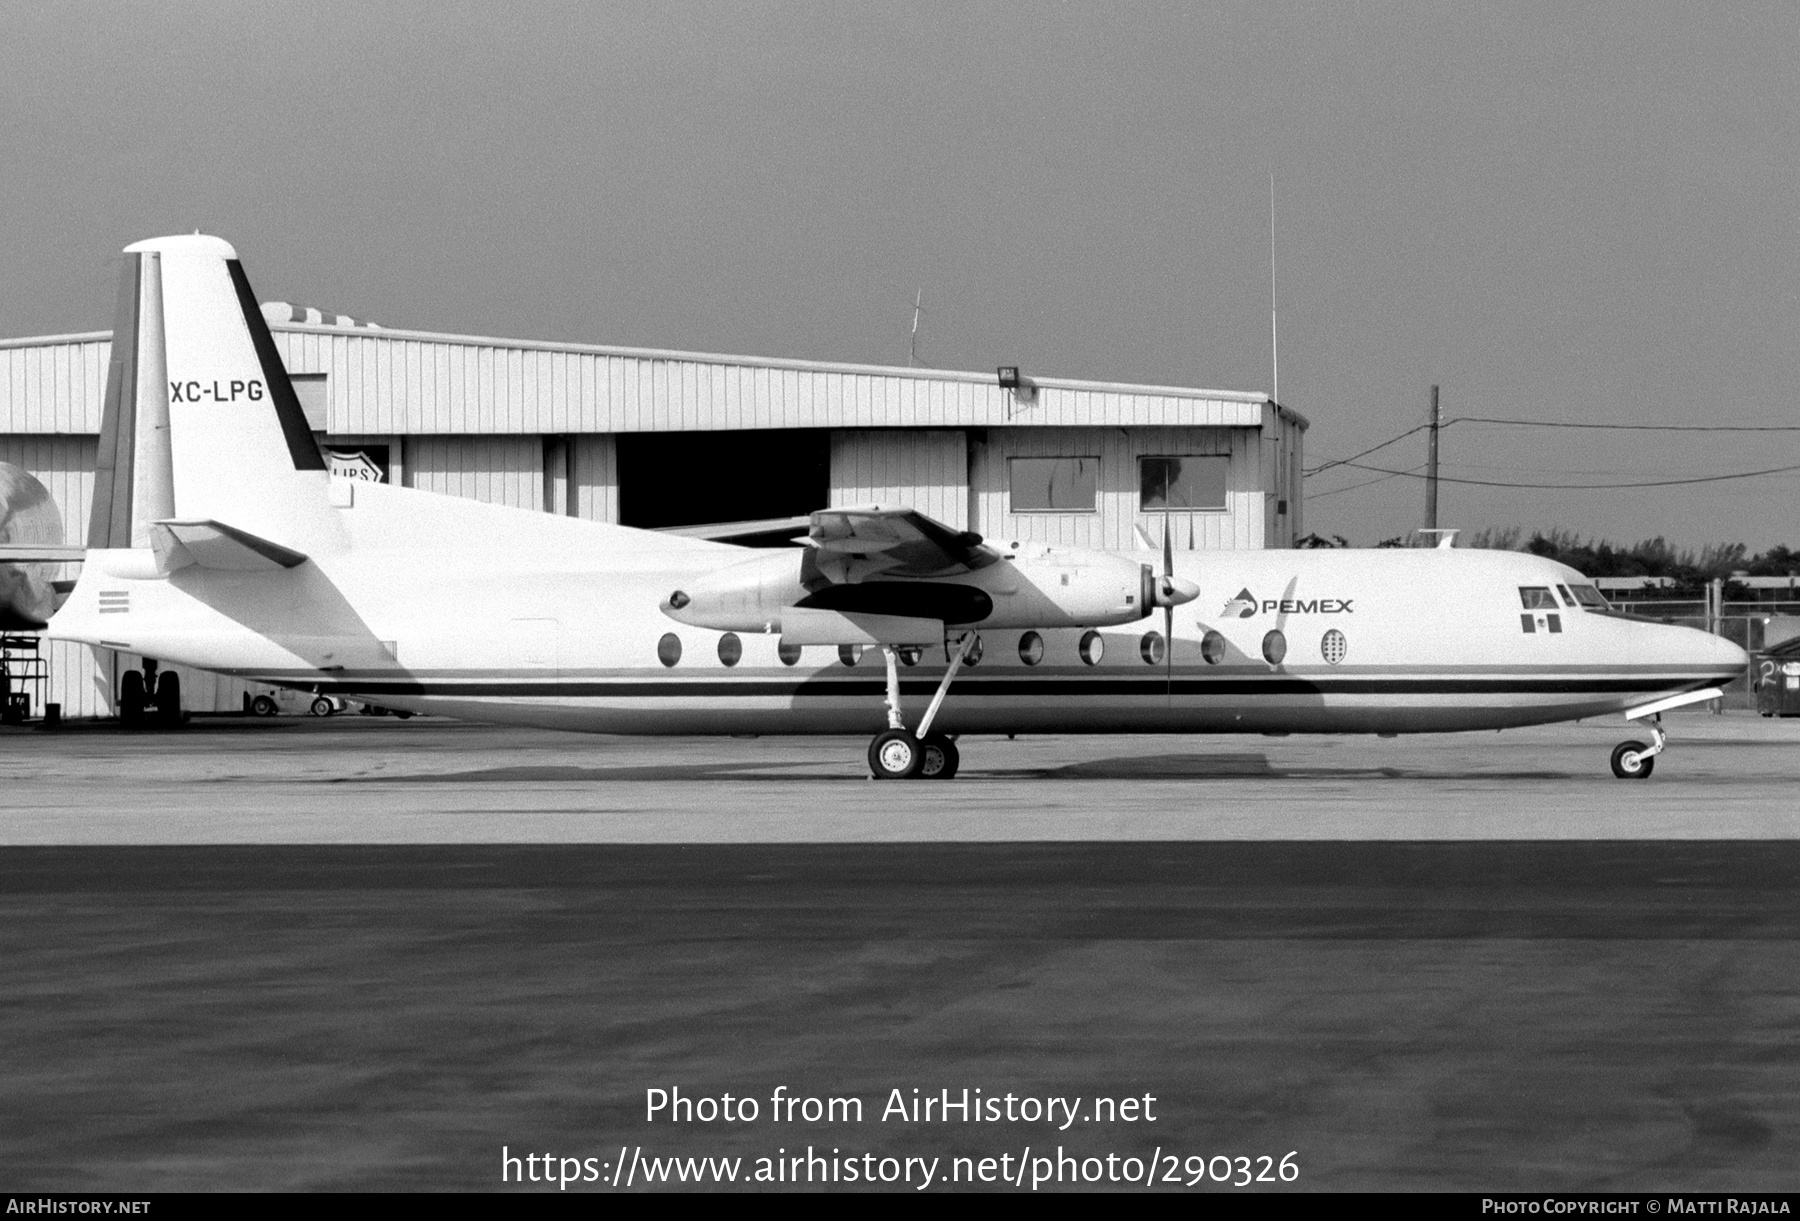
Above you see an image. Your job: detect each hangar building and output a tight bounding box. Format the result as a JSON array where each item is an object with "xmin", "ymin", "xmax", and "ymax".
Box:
[{"xmin": 1, "ymin": 310, "xmax": 1307, "ymax": 717}]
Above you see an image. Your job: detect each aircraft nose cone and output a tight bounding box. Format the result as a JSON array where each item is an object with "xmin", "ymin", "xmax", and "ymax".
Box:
[
  {"xmin": 1159, "ymin": 576, "xmax": 1200, "ymax": 607},
  {"xmin": 1708, "ymin": 631, "xmax": 1751, "ymax": 678}
]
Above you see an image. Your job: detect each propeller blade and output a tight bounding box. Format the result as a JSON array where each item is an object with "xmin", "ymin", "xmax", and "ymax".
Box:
[{"xmin": 1163, "ymin": 514, "xmax": 1174, "ymax": 697}]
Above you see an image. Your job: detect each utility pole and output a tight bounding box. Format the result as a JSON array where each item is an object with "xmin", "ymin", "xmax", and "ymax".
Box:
[{"xmin": 1423, "ymin": 384, "xmax": 1440, "ymax": 537}]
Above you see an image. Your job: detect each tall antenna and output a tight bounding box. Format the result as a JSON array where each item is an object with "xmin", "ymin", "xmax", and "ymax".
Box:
[
  {"xmin": 908, "ymin": 289, "xmax": 923, "ymax": 367},
  {"xmin": 1269, "ymin": 172, "xmax": 1279, "ymax": 406}
]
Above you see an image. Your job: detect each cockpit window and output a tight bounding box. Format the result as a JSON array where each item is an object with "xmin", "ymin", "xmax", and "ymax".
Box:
[
  {"xmin": 1518, "ymin": 586, "xmax": 1558, "ymax": 610},
  {"xmin": 1555, "ymin": 584, "xmax": 1577, "ymax": 607},
  {"xmin": 1568, "ymin": 585, "xmax": 1610, "ymax": 610}
]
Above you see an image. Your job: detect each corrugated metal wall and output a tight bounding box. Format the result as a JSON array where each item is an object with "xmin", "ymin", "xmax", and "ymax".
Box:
[
  {"xmin": 264, "ymin": 328, "xmax": 1275, "ymax": 437},
  {"xmin": 829, "ymin": 430, "xmax": 968, "ymax": 529},
  {"xmin": 969, "ymin": 426, "xmax": 1260, "ymax": 551},
  {"xmin": 2, "ymin": 330, "xmax": 1301, "ymax": 445},
  {"xmin": 0, "ymin": 337, "xmax": 108, "ymax": 433},
  {"xmin": 403, "ymin": 436, "xmax": 545, "ymax": 509},
  {"xmin": 570, "ymin": 435, "xmax": 619, "ymax": 523}
]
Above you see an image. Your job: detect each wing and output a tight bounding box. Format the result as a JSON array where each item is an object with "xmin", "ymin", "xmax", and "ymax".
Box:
[{"xmin": 807, "ymin": 504, "xmax": 999, "ymax": 580}]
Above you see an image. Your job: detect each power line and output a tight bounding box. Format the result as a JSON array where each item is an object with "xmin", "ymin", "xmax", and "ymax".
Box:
[
  {"xmin": 1331, "ymin": 458, "xmax": 1800, "ymax": 491},
  {"xmin": 1460, "ymin": 416, "xmax": 1800, "ymax": 433},
  {"xmin": 1304, "ymin": 414, "xmax": 1800, "ymax": 477},
  {"xmin": 1304, "ymin": 422, "xmax": 1442, "ymax": 476},
  {"xmin": 1305, "ymin": 464, "xmax": 1424, "ymax": 500}
]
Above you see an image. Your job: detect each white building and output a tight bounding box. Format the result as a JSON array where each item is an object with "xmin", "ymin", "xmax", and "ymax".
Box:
[{"xmin": 1, "ymin": 314, "xmax": 1306, "ymax": 717}]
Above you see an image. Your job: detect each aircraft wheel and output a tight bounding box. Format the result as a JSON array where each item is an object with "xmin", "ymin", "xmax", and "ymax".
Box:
[
  {"xmin": 1610, "ymin": 740, "xmax": 1654, "ymax": 780},
  {"xmin": 919, "ymin": 734, "xmax": 960, "ymax": 780},
  {"xmin": 250, "ymin": 695, "xmax": 278, "ymax": 717},
  {"xmin": 869, "ymin": 729, "xmax": 924, "ymax": 779},
  {"xmin": 118, "ymin": 670, "xmax": 146, "ymax": 725},
  {"xmin": 309, "ymin": 696, "xmax": 335, "ymax": 717},
  {"xmin": 154, "ymin": 671, "xmax": 182, "ymax": 725}
]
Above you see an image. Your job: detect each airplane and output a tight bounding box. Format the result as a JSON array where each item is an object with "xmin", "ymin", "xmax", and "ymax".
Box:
[{"xmin": 19, "ymin": 234, "xmax": 1750, "ymax": 780}]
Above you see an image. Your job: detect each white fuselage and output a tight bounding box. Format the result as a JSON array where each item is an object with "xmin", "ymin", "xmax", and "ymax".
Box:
[{"xmin": 49, "ymin": 477, "xmax": 1747, "ymax": 737}]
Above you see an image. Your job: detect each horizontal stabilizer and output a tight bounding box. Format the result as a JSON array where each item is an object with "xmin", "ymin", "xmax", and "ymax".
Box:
[
  {"xmin": 0, "ymin": 544, "xmax": 86, "ymax": 563},
  {"xmin": 150, "ymin": 519, "xmax": 309, "ymax": 573},
  {"xmin": 777, "ymin": 607, "xmax": 943, "ymax": 647},
  {"xmin": 657, "ymin": 515, "xmax": 812, "ymax": 545}
]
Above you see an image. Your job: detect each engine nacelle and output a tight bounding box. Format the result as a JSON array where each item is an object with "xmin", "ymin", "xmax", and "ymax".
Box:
[{"xmin": 660, "ymin": 541, "xmax": 1189, "ymax": 636}]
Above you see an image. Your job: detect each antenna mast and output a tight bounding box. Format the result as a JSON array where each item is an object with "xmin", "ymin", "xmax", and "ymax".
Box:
[
  {"xmin": 908, "ymin": 289, "xmax": 923, "ymax": 367},
  {"xmin": 1269, "ymin": 173, "xmax": 1279, "ymax": 406}
]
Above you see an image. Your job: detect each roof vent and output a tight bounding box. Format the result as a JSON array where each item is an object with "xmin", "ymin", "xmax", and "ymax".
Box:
[{"xmin": 260, "ymin": 302, "xmax": 381, "ymax": 330}]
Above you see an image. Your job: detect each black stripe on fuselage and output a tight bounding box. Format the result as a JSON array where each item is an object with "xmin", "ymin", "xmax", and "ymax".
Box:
[
  {"xmin": 226, "ymin": 259, "xmax": 328, "ymax": 472},
  {"xmin": 298, "ymin": 674, "xmax": 1703, "ymax": 699}
]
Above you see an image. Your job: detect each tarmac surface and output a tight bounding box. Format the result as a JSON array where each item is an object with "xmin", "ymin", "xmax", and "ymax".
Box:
[{"xmin": 3, "ymin": 712, "xmax": 1799, "ymax": 1192}]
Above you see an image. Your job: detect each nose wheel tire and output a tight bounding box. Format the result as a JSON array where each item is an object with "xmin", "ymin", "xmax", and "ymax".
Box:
[
  {"xmin": 869, "ymin": 730, "xmax": 925, "ymax": 779},
  {"xmin": 920, "ymin": 734, "xmax": 960, "ymax": 780},
  {"xmin": 1611, "ymin": 740, "xmax": 1654, "ymax": 779}
]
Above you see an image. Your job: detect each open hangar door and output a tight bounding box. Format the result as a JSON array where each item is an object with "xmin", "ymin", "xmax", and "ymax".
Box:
[{"xmin": 617, "ymin": 429, "xmax": 829, "ymax": 535}]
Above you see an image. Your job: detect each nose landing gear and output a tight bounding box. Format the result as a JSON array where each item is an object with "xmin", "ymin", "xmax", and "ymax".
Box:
[
  {"xmin": 868, "ymin": 634, "xmax": 975, "ymax": 780},
  {"xmin": 1609, "ymin": 686, "xmax": 1726, "ymax": 779},
  {"xmin": 1610, "ymin": 724, "xmax": 1662, "ymax": 779}
]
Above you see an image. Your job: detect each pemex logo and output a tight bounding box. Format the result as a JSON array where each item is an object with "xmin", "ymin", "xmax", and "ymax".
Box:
[{"xmin": 1221, "ymin": 588, "xmax": 1258, "ymax": 618}]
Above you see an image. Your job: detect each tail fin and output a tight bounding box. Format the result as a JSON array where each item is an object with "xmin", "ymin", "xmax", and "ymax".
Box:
[{"xmin": 89, "ymin": 235, "xmax": 329, "ymax": 553}]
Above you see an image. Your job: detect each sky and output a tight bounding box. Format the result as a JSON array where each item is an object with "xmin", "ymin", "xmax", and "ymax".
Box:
[{"xmin": 2, "ymin": 1, "xmax": 1796, "ymax": 549}]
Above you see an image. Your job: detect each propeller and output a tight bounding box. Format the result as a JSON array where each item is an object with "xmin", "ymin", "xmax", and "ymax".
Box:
[{"xmin": 1152, "ymin": 512, "xmax": 1199, "ymax": 697}]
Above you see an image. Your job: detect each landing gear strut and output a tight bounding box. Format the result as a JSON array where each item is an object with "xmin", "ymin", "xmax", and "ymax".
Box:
[{"xmin": 868, "ymin": 634, "xmax": 974, "ymax": 780}]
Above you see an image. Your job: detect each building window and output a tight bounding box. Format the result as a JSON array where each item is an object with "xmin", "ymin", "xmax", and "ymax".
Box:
[
  {"xmin": 657, "ymin": 633, "xmax": 682, "ymax": 667},
  {"xmin": 1079, "ymin": 630, "xmax": 1105, "ymax": 666},
  {"xmin": 1139, "ymin": 632, "xmax": 1164, "ymax": 665},
  {"xmin": 1262, "ymin": 630, "xmax": 1287, "ymax": 666},
  {"xmin": 1139, "ymin": 455, "xmax": 1228, "ymax": 511},
  {"xmin": 1018, "ymin": 632, "xmax": 1045, "ymax": 666},
  {"xmin": 718, "ymin": 633, "xmax": 743, "ymax": 667},
  {"xmin": 1009, "ymin": 457, "xmax": 1099, "ymax": 513}
]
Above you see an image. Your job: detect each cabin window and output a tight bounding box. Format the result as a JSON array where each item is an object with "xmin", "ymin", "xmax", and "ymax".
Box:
[
  {"xmin": 1139, "ymin": 455, "xmax": 1228, "ymax": 511},
  {"xmin": 1009, "ymin": 457, "xmax": 1099, "ymax": 512},
  {"xmin": 1139, "ymin": 631, "xmax": 1165, "ymax": 665},
  {"xmin": 1200, "ymin": 630, "xmax": 1226, "ymax": 665},
  {"xmin": 657, "ymin": 633, "xmax": 682, "ymax": 667},
  {"xmin": 897, "ymin": 646, "xmax": 923, "ymax": 666},
  {"xmin": 1018, "ymin": 632, "xmax": 1045, "ymax": 666},
  {"xmin": 778, "ymin": 640, "xmax": 802, "ymax": 666},
  {"xmin": 1262, "ymin": 629, "xmax": 1287, "ymax": 666},
  {"xmin": 954, "ymin": 635, "xmax": 983, "ymax": 666},
  {"xmin": 838, "ymin": 644, "xmax": 862, "ymax": 666},
  {"xmin": 1321, "ymin": 629, "xmax": 1347, "ymax": 665},
  {"xmin": 1518, "ymin": 587, "xmax": 1558, "ymax": 610},
  {"xmin": 717, "ymin": 633, "xmax": 743, "ymax": 666},
  {"xmin": 1079, "ymin": 630, "xmax": 1105, "ymax": 666}
]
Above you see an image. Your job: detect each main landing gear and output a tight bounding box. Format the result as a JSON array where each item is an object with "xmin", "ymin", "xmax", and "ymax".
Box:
[{"xmin": 867, "ymin": 634, "xmax": 974, "ymax": 780}]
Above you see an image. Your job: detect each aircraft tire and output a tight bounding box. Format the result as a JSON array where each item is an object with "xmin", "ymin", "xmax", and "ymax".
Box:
[
  {"xmin": 154, "ymin": 671, "xmax": 182, "ymax": 725},
  {"xmin": 309, "ymin": 696, "xmax": 335, "ymax": 717},
  {"xmin": 920, "ymin": 734, "xmax": 960, "ymax": 780},
  {"xmin": 118, "ymin": 670, "xmax": 145, "ymax": 726},
  {"xmin": 251, "ymin": 695, "xmax": 278, "ymax": 717},
  {"xmin": 1610, "ymin": 740, "xmax": 1654, "ymax": 779},
  {"xmin": 869, "ymin": 729, "xmax": 924, "ymax": 779}
]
